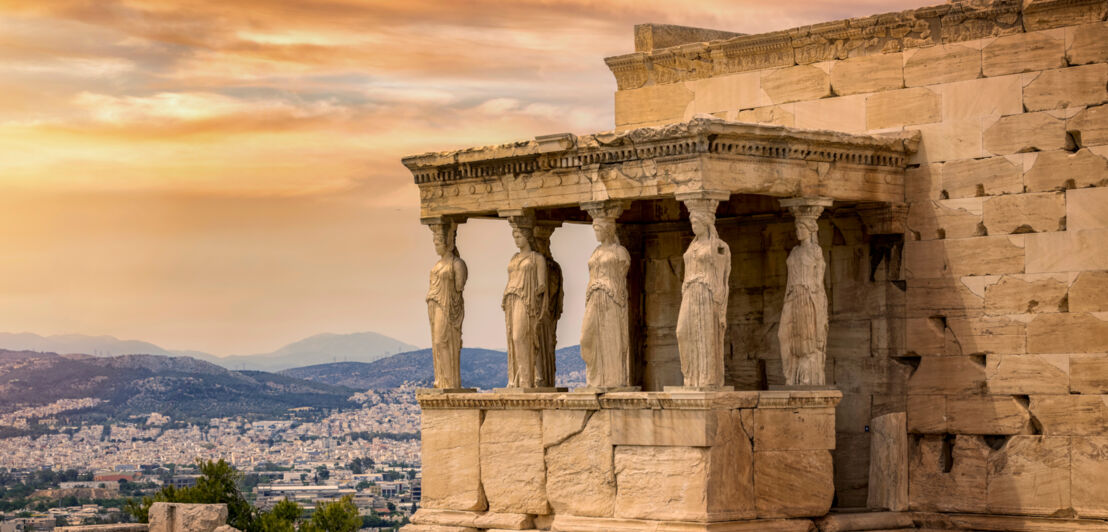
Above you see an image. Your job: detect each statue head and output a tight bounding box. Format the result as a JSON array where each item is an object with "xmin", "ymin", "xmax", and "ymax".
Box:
[
  {"xmin": 511, "ymin": 225, "xmax": 534, "ymax": 252},
  {"xmin": 592, "ymin": 217, "xmax": 618, "ymax": 245},
  {"xmin": 686, "ymin": 200, "xmax": 718, "ymax": 240},
  {"xmin": 430, "ymin": 221, "xmax": 457, "ymax": 257},
  {"xmin": 795, "ymin": 217, "xmax": 818, "ymax": 243},
  {"xmin": 532, "ymin": 224, "xmax": 556, "ymax": 256}
]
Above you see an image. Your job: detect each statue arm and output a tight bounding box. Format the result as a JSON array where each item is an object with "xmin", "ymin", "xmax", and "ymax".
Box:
[
  {"xmin": 536, "ymin": 255, "xmax": 549, "ymax": 320},
  {"xmin": 455, "ymin": 258, "xmax": 468, "ymax": 292}
]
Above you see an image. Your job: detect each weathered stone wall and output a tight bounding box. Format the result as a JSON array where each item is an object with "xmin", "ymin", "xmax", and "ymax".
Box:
[{"xmin": 612, "ymin": 0, "xmax": 1108, "ymax": 517}]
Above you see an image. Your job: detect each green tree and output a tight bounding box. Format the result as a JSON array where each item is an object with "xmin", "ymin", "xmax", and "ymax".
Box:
[
  {"xmin": 125, "ymin": 459, "xmax": 255, "ymax": 531},
  {"xmin": 255, "ymin": 499, "xmax": 300, "ymax": 532},
  {"xmin": 301, "ymin": 496, "xmax": 359, "ymax": 532},
  {"xmin": 314, "ymin": 466, "xmax": 329, "ymax": 482}
]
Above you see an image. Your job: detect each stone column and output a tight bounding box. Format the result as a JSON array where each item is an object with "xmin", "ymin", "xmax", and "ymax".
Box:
[
  {"xmin": 673, "ymin": 191, "xmax": 732, "ymax": 390},
  {"xmin": 498, "ymin": 210, "xmax": 562, "ymax": 391},
  {"xmin": 422, "ymin": 216, "xmax": 470, "ymax": 391},
  {"xmin": 579, "ymin": 200, "xmax": 636, "ymax": 390},
  {"xmin": 777, "ymin": 197, "xmax": 833, "ymax": 386},
  {"xmin": 533, "ymin": 221, "xmax": 563, "ymax": 388}
]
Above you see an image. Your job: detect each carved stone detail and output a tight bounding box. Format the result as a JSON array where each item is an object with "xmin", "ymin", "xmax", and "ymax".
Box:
[
  {"xmin": 533, "ymin": 221, "xmax": 563, "ymax": 388},
  {"xmin": 425, "ymin": 218, "xmax": 468, "ymax": 389},
  {"xmin": 778, "ymin": 197, "xmax": 833, "ymax": 387},
  {"xmin": 580, "ymin": 201, "xmax": 631, "ymax": 389},
  {"xmin": 501, "ymin": 212, "xmax": 548, "ymax": 389},
  {"xmin": 675, "ymin": 191, "xmax": 732, "ymax": 389}
]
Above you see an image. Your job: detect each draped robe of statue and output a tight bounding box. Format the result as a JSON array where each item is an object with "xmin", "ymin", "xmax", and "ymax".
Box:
[
  {"xmin": 536, "ymin": 254, "xmax": 562, "ymax": 388},
  {"xmin": 503, "ymin": 250, "xmax": 547, "ymax": 388},
  {"xmin": 427, "ymin": 252, "xmax": 467, "ymax": 388},
  {"xmin": 778, "ymin": 236, "xmax": 829, "ymax": 385},
  {"xmin": 580, "ymin": 242, "xmax": 631, "ymax": 387},
  {"xmin": 676, "ymin": 232, "xmax": 731, "ymax": 387}
]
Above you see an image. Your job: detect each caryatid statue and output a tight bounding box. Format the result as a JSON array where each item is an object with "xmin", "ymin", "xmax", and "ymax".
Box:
[
  {"xmin": 675, "ymin": 193, "xmax": 731, "ymax": 388},
  {"xmin": 778, "ymin": 197, "xmax": 833, "ymax": 386},
  {"xmin": 532, "ymin": 222, "xmax": 563, "ymax": 388},
  {"xmin": 425, "ymin": 219, "xmax": 467, "ymax": 389},
  {"xmin": 580, "ymin": 201, "xmax": 631, "ymax": 388},
  {"xmin": 502, "ymin": 215, "xmax": 548, "ymax": 388}
]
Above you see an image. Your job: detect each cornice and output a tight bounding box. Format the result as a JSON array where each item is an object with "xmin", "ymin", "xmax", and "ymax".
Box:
[
  {"xmin": 603, "ymin": 0, "xmax": 1105, "ymax": 89},
  {"xmin": 416, "ymin": 389, "xmax": 840, "ymax": 411},
  {"xmin": 403, "ymin": 117, "xmax": 919, "ymax": 186}
]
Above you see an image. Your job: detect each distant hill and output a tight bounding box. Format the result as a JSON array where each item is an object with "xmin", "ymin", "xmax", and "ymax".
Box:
[
  {"xmin": 0, "ymin": 331, "xmax": 418, "ymax": 372},
  {"xmin": 216, "ymin": 332, "xmax": 418, "ymax": 371},
  {"xmin": 0, "ymin": 350, "xmax": 356, "ymax": 426},
  {"xmin": 283, "ymin": 346, "xmax": 586, "ymax": 390}
]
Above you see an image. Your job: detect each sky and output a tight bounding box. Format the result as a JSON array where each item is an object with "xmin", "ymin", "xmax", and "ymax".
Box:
[{"xmin": 0, "ymin": 0, "xmax": 936, "ymax": 356}]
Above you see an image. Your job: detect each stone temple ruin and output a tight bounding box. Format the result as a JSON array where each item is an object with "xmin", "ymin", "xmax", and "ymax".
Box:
[{"xmin": 401, "ymin": 1, "xmax": 1108, "ymax": 531}]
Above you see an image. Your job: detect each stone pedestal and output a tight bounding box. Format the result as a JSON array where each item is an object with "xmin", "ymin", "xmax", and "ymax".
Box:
[{"xmin": 410, "ymin": 389, "xmax": 841, "ymax": 532}]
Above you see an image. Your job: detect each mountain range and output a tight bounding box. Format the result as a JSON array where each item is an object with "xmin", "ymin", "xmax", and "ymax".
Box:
[
  {"xmin": 0, "ymin": 332, "xmax": 418, "ymax": 372},
  {"xmin": 283, "ymin": 345, "xmax": 586, "ymax": 390},
  {"xmin": 0, "ymin": 350, "xmax": 357, "ymax": 428}
]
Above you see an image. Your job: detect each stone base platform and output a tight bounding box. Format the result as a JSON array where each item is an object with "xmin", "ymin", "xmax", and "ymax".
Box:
[{"xmin": 414, "ymin": 389, "xmax": 841, "ymax": 531}]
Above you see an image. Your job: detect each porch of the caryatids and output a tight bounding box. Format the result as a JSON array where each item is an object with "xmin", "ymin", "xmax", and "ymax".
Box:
[
  {"xmin": 673, "ymin": 191, "xmax": 732, "ymax": 390},
  {"xmin": 777, "ymin": 197, "xmax": 833, "ymax": 387}
]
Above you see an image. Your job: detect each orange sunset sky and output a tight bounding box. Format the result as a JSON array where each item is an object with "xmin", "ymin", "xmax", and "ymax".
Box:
[{"xmin": 0, "ymin": 0, "xmax": 935, "ymax": 356}]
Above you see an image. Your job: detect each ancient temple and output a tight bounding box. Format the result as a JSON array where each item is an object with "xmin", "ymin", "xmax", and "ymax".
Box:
[{"xmin": 402, "ymin": 1, "xmax": 1108, "ymax": 531}]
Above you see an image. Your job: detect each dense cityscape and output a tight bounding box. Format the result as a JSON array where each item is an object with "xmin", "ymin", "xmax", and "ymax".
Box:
[{"xmin": 0, "ymin": 388, "xmax": 423, "ymax": 532}]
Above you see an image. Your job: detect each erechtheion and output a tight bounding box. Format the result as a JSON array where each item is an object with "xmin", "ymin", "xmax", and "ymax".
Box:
[{"xmin": 402, "ymin": 0, "xmax": 1108, "ymax": 530}]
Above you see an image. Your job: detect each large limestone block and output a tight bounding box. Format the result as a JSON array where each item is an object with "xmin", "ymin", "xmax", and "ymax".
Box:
[
  {"xmin": 1068, "ymin": 21, "xmax": 1108, "ymax": 66},
  {"xmin": 830, "ymin": 53, "xmax": 903, "ymax": 96},
  {"xmin": 736, "ymin": 105, "xmax": 795, "ymax": 127},
  {"xmin": 832, "ymin": 357, "xmax": 911, "ymax": 396},
  {"xmin": 940, "ymin": 75, "xmax": 1022, "ymax": 121},
  {"xmin": 760, "ymin": 65, "xmax": 830, "ymax": 105},
  {"xmin": 986, "ymin": 436, "xmax": 1071, "ymax": 516},
  {"xmin": 982, "ymin": 30, "xmax": 1065, "ymax": 77},
  {"xmin": 687, "ymin": 72, "xmax": 767, "ymax": 115},
  {"xmin": 610, "ymin": 409, "xmax": 728, "ymax": 447},
  {"xmin": 905, "ymin": 164, "xmax": 942, "ymax": 201},
  {"xmin": 903, "ymin": 44, "xmax": 981, "ymax": 87},
  {"xmin": 754, "ymin": 450, "xmax": 834, "ymax": 518},
  {"xmin": 907, "ymin": 198, "xmax": 985, "ymax": 240},
  {"xmin": 793, "ymin": 95, "xmax": 865, "ymax": 134},
  {"xmin": 868, "ymin": 413, "xmax": 908, "ymax": 511},
  {"xmin": 1028, "ymin": 313, "xmax": 1108, "ymax": 353},
  {"xmin": 908, "ymin": 434, "xmax": 989, "ymax": 513},
  {"xmin": 614, "ymin": 84, "xmax": 693, "ymax": 129},
  {"xmin": 1025, "ymin": 229, "xmax": 1108, "ymax": 273},
  {"xmin": 865, "ymin": 87, "xmax": 941, "ymax": 130},
  {"xmin": 986, "ymin": 354, "xmax": 1070, "ymax": 394},
  {"xmin": 905, "ymin": 277, "xmax": 985, "ymax": 319},
  {"xmin": 544, "ymin": 410, "xmax": 615, "ymax": 518},
  {"xmin": 1025, "ymin": 0, "xmax": 1107, "ymax": 31},
  {"xmin": 908, "ymin": 356, "xmax": 986, "ymax": 395},
  {"xmin": 940, "ymin": 156, "xmax": 1022, "ymax": 199},
  {"xmin": 907, "ymin": 120, "xmax": 984, "ymax": 164},
  {"xmin": 1024, "ymin": 149, "xmax": 1108, "ymax": 192},
  {"xmin": 983, "ymin": 112, "xmax": 1068, "ymax": 155},
  {"xmin": 1072, "ymin": 436, "xmax": 1108, "ymax": 518},
  {"xmin": 904, "ymin": 236, "xmax": 1024, "ymax": 279},
  {"xmin": 1071, "ymin": 271, "xmax": 1108, "ymax": 312},
  {"xmin": 944, "ymin": 316, "xmax": 1027, "ymax": 356},
  {"xmin": 982, "ymin": 192, "xmax": 1066, "ymax": 234},
  {"xmin": 480, "ymin": 410, "xmax": 548, "ymax": 515},
  {"xmin": 753, "ymin": 407, "xmax": 834, "ymax": 451},
  {"xmin": 1071, "ymin": 354, "xmax": 1108, "ymax": 394},
  {"xmin": 907, "ymin": 394, "xmax": 947, "ymax": 433},
  {"xmin": 422, "ymin": 409, "xmax": 485, "ymax": 511},
  {"xmin": 1067, "ymin": 187, "xmax": 1108, "ymax": 232},
  {"xmin": 1029, "ymin": 395, "xmax": 1108, "ymax": 436},
  {"xmin": 1068, "ymin": 104, "xmax": 1108, "ymax": 147},
  {"xmin": 613, "ymin": 438, "xmax": 754, "ymax": 522},
  {"xmin": 906, "ymin": 317, "xmax": 946, "ymax": 356},
  {"xmin": 1024, "ymin": 64, "xmax": 1108, "ymax": 112},
  {"xmin": 984, "ymin": 274, "xmax": 1069, "ymax": 315},
  {"xmin": 149, "ymin": 503, "xmax": 228, "ymax": 532},
  {"xmin": 946, "ymin": 395, "xmax": 1033, "ymax": 435}
]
